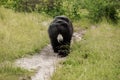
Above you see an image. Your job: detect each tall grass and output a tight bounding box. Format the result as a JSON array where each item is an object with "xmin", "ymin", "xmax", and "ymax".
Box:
[
  {"xmin": 0, "ymin": 7, "xmax": 51, "ymax": 62},
  {"xmin": 0, "ymin": 7, "xmax": 51, "ymax": 80},
  {"xmin": 52, "ymin": 22, "xmax": 120, "ymax": 80}
]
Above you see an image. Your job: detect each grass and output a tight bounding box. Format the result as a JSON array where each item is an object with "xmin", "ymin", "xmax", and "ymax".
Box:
[
  {"xmin": 0, "ymin": 6, "xmax": 120, "ymax": 80},
  {"xmin": 0, "ymin": 61, "xmax": 31, "ymax": 80},
  {"xmin": 0, "ymin": 7, "xmax": 51, "ymax": 80},
  {"xmin": 52, "ymin": 22, "xmax": 120, "ymax": 80}
]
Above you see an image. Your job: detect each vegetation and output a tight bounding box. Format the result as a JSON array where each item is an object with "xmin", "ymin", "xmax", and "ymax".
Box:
[
  {"xmin": 52, "ymin": 22, "xmax": 120, "ymax": 80},
  {"xmin": 0, "ymin": 0, "xmax": 120, "ymax": 80},
  {"xmin": 0, "ymin": 0, "xmax": 119, "ymax": 22},
  {"xmin": 82, "ymin": 0, "xmax": 120, "ymax": 23},
  {"xmin": 0, "ymin": 7, "xmax": 50, "ymax": 80}
]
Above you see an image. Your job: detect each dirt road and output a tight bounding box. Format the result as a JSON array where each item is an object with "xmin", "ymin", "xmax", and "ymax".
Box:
[{"xmin": 15, "ymin": 30, "xmax": 85, "ymax": 80}]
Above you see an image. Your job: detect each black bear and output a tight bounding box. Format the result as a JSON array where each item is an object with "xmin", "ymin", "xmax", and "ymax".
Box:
[{"xmin": 48, "ymin": 16, "xmax": 73, "ymax": 57}]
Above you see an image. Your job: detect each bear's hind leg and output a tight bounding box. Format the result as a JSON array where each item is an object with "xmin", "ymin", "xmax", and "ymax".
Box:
[{"xmin": 51, "ymin": 39, "xmax": 60, "ymax": 53}]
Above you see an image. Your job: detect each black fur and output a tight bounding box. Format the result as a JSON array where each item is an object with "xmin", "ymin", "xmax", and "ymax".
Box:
[{"xmin": 48, "ymin": 16, "xmax": 73, "ymax": 57}]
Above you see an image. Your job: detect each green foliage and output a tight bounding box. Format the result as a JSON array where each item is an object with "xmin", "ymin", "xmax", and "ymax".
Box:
[
  {"xmin": 0, "ymin": 7, "xmax": 50, "ymax": 62},
  {"xmin": 83, "ymin": 0, "xmax": 119, "ymax": 23},
  {"xmin": 63, "ymin": 0, "xmax": 81, "ymax": 20},
  {"xmin": 52, "ymin": 23, "xmax": 120, "ymax": 80},
  {"xmin": 36, "ymin": 0, "xmax": 81, "ymax": 20},
  {"xmin": 0, "ymin": 0, "xmax": 120, "ymax": 22},
  {"xmin": 0, "ymin": 0, "xmax": 81, "ymax": 20},
  {"xmin": 43, "ymin": 0, "xmax": 65, "ymax": 17},
  {"xmin": 0, "ymin": 7, "xmax": 50, "ymax": 80}
]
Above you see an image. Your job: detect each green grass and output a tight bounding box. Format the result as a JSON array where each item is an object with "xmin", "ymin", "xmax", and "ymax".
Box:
[
  {"xmin": 0, "ymin": 7, "xmax": 51, "ymax": 80},
  {"xmin": 52, "ymin": 22, "xmax": 120, "ymax": 80},
  {"xmin": 0, "ymin": 61, "xmax": 31, "ymax": 80},
  {"xmin": 0, "ymin": 7, "xmax": 120, "ymax": 80}
]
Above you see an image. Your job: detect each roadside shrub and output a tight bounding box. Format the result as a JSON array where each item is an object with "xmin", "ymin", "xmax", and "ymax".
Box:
[
  {"xmin": 37, "ymin": 0, "xmax": 81, "ymax": 20},
  {"xmin": 43, "ymin": 0, "xmax": 65, "ymax": 17},
  {"xmin": 0, "ymin": 0, "xmax": 81, "ymax": 20},
  {"xmin": 64, "ymin": 0, "xmax": 81, "ymax": 20},
  {"xmin": 0, "ymin": 0, "xmax": 7, "ymax": 6},
  {"xmin": 83, "ymin": 0, "xmax": 119, "ymax": 23}
]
